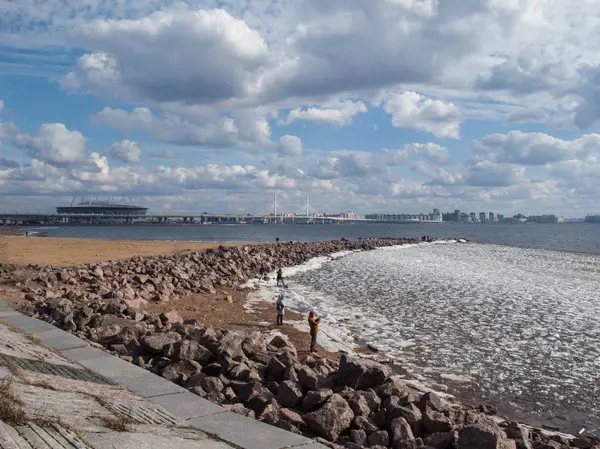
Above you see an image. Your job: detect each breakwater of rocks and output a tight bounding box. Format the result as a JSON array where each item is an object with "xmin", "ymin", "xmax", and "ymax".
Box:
[
  {"xmin": 5, "ymin": 238, "xmax": 433, "ymax": 308},
  {"xmin": 1, "ymin": 237, "xmax": 598, "ymax": 449},
  {"xmin": 12, "ymin": 299, "xmax": 600, "ymax": 449}
]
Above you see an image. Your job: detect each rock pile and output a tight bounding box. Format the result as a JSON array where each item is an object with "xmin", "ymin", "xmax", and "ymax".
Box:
[
  {"xmin": 6, "ymin": 238, "xmax": 432, "ymax": 307},
  {"xmin": 22, "ymin": 298, "xmax": 600, "ymax": 449}
]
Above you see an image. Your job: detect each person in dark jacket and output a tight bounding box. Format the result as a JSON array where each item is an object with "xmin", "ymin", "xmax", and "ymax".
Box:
[
  {"xmin": 308, "ymin": 311, "xmax": 321, "ymax": 352},
  {"xmin": 276, "ymin": 294, "xmax": 285, "ymax": 325},
  {"xmin": 276, "ymin": 268, "xmax": 286, "ymax": 287}
]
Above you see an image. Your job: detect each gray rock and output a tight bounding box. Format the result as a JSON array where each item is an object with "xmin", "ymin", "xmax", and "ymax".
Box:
[
  {"xmin": 352, "ymin": 416, "xmax": 380, "ymax": 434},
  {"xmin": 390, "ymin": 417, "xmax": 415, "ymax": 445},
  {"xmin": 203, "ymin": 362, "xmax": 222, "ymax": 377},
  {"xmin": 266, "ymin": 357, "xmax": 287, "ymax": 382},
  {"xmin": 257, "ymin": 401, "xmax": 280, "ymax": 425},
  {"xmin": 359, "ymin": 389, "xmax": 381, "ymax": 413},
  {"xmin": 242, "ymin": 331, "xmax": 267, "ymax": 358},
  {"xmin": 423, "ymin": 407, "xmax": 453, "ymax": 434},
  {"xmin": 199, "ymin": 376, "xmax": 224, "ymax": 394},
  {"xmin": 205, "ymin": 391, "xmax": 226, "ymax": 404},
  {"xmin": 303, "ymin": 389, "xmax": 334, "ymax": 411},
  {"xmin": 248, "ymin": 390, "xmax": 276, "ymax": 414},
  {"xmin": 164, "ymin": 340, "xmax": 213, "ymax": 364},
  {"xmin": 304, "ymin": 394, "xmax": 355, "ymax": 441},
  {"xmin": 270, "ymin": 335, "xmax": 292, "ymax": 349},
  {"xmin": 224, "ymin": 403, "xmax": 255, "ymax": 419},
  {"xmin": 350, "ymin": 429, "xmax": 367, "ymax": 446},
  {"xmin": 347, "ymin": 394, "xmax": 371, "ymax": 417},
  {"xmin": 337, "ymin": 354, "xmax": 392, "ymax": 389},
  {"xmin": 296, "ymin": 364, "xmax": 321, "ymax": 390},
  {"xmin": 161, "ymin": 359, "xmax": 202, "ymax": 383},
  {"xmin": 278, "ymin": 408, "xmax": 304, "ymax": 428},
  {"xmin": 377, "ymin": 380, "xmax": 411, "ymax": 400},
  {"xmin": 143, "ymin": 331, "xmax": 182, "ymax": 354},
  {"xmin": 275, "ymin": 420, "xmax": 301, "ymax": 434},
  {"xmin": 237, "ymin": 381, "xmax": 262, "ymax": 402},
  {"xmin": 458, "ymin": 422, "xmax": 510, "ymax": 449},
  {"xmin": 223, "ymin": 387, "xmax": 237, "ymax": 402},
  {"xmin": 229, "ymin": 362, "xmax": 252, "ymax": 381},
  {"xmin": 278, "ymin": 380, "xmax": 304, "ymax": 408},
  {"xmin": 417, "ymin": 392, "xmax": 444, "ymax": 413},
  {"xmin": 423, "ymin": 431, "xmax": 454, "ymax": 449},
  {"xmin": 504, "ymin": 422, "xmax": 533, "ymax": 449},
  {"xmin": 368, "ymin": 430, "xmax": 390, "ymax": 447}
]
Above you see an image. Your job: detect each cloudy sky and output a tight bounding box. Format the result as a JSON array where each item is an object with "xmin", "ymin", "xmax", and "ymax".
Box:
[{"xmin": 0, "ymin": 0, "xmax": 599, "ymax": 216}]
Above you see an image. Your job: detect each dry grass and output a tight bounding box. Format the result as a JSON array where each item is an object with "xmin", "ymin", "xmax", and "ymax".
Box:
[
  {"xmin": 101, "ymin": 410, "xmax": 134, "ymax": 432},
  {"xmin": 0, "ymin": 375, "xmax": 27, "ymax": 425},
  {"xmin": 96, "ymin": 397, "xmax": 136, "ymax": 432}
]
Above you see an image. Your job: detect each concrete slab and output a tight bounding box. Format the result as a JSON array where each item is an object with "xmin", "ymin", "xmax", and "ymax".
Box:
[
  {"xmin": 37, "ymin": 333, "xmax": 88, "ymax": 351},
  {"xmin": 76, "ymin": 355, "xmax": 149, "ymax": 381},
  {"xmin": 187, "ymin": 411, "xmax": 314, "ymax": 449},
  {"xmin": 60, "ymin": 345, "xmax": 109, "ymax": 362},
  {"xmin": 84, "ymin": 424, "xmax": 235, "ymax": 449},
  {"xmin": 148, "ymin": 392, "xmax": 225, "ymax": 420},
  {"xmin": 0, "ymin": 315, "xmax": 56, "ymax": 334},
  {"xmin": 0, "ymin": 420, "xmax": 93, "ymax": 448},
  {"xmin": 0, "ymin": 310, "xmax": 21, "ymax": 318},
  {"xmin": 111, "ymin": 371, "xmax": 188, "ymax": 398}
]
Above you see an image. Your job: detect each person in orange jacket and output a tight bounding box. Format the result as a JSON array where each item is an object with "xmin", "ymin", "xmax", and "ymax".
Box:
[{"xmin": 308, "ymin": 311, "xmax": 321, "ymax": 353}]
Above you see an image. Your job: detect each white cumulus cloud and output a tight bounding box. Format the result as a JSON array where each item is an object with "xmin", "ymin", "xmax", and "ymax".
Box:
[
  {"xmin": 12, "ymin": 123, "xmax": 88, "ymax": 166},
  {"xmin": 106, "ymin": 140, "xmax": 142, "ymax": 163},
  {"xmin": 378, "ymin": 91, "xmax": 461, "ymax": 139}
]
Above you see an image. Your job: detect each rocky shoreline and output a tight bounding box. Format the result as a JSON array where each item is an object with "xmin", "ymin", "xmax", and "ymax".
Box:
[{"xmin": 1, "ymin": 238, "xmax": 598, "ymax": 449}]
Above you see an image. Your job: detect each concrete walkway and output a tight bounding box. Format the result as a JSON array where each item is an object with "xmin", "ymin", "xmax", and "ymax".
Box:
[{"xmin": 0, "ymin": 300, "xmax": 327, "ymax": 449}]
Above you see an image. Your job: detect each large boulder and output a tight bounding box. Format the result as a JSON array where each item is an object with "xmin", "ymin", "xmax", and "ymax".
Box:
[
  {"xmin": 278, "ymin": 408, "xmax": 305, "ymax": 428},
  {"xmin": 504, "ymin": 422, "xmax": 533, "ymax": 449},
  {"xmin": 278, "ymin": 381, "xmax": 304, "ymax": 408},
  {"xmin": 295, "ymin": 364, "xmax": 321, "ymax": 390},
  {"xmin": 304, "ymin": 394, "xmax": 354, "ymax": 441},
  {"xmin": 368, "ymin": 430, "xmax": 390, "ymax": 447},
  {"xmin": 143, "ymin": 331, "xmax": 182, "ymax": 354},
  {"xmin": 302, "ymin": 389, "xmax": 334, "ymax": 412},
  {"xmin": 161, "ymin": 360, "xmax": 202, "ymax": 383},
  {"xmin": 423, "ymin": 407, "xmax": 453, "ymax": 434},
  {"xmin": 248, "ymin": 390, "xmax": 276, "ymax": 414},
  {"xmin": 199, "ymin": 376, "xmax": 224, "ymax": 394},
  {"xmin": 347, "ymin": 394, "xmax": 371, "ymax": 417},
  {"xmin": 164, "ymin": 340, "xmax": 213, "ymax": 364},
  {"xmin": 242, "ymin": 331, "xmax": 267, "ymax": 358},
  {"xmin": 458, "ymin": 422, "xmax": 515, "ymax": 449},
  {"xmin": 266, "ymin": 357, "xmax": 287, "ymax": 382},
  {"xmin": 352, "ymin": 416, "xmax": 379, "ymax": 434},
  {"xmin": 390, "ymin": 417, "xmax": 415, "ymax": 446},
  {"xmin": 337, "ymin": 355, "xmax": 391, "ymax": 389}
]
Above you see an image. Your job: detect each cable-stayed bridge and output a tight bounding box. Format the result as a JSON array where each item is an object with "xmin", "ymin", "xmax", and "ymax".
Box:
[{"xmin": 0, "ymin": 194, "xmax": 372, "ymax": 225}]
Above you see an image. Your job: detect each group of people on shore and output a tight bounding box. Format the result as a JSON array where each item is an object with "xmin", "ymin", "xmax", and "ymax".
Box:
[{"xmin": 265, "ymin": 265, "xmax": 321, "ymax": 353}]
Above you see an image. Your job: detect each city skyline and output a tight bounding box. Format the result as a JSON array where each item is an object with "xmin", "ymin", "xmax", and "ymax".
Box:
[{"xmin": 0, "ymin": 2, "xmax": 599, "ymax": 217}]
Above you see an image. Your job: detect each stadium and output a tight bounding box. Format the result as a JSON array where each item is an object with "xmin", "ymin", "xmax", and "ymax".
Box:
[{"xmin": 56, "ymin": 197, "xmax": 148, "ymax": 216}]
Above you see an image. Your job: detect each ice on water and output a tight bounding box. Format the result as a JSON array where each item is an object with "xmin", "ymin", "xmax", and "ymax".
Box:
[{"xmin": 253, "ymin": 242, "xmax": 600, "ymax": 429}]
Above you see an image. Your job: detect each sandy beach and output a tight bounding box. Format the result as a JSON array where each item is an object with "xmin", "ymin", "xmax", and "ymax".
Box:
[
  {"xmin": 0, "ymin": 234, "xmax": 338, "ymax": 359},
  {"xmin": 0, "ymin": 235, "xmax": 233, "ymax": 266}
]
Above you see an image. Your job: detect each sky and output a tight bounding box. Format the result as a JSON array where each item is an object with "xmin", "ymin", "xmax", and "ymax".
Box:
[{"xmin": 0, "ymin": 0, "xmax": 600, "ymax": 217}]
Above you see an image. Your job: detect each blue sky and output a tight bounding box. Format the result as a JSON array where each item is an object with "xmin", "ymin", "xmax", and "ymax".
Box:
[{"xmin": 0, "ymin": 0, "xmax": 599, "ymax": 216}]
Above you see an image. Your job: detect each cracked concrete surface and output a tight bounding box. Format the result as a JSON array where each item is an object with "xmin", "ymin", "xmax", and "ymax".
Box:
[{"xmin": 0, "ymin": 322, "xmax": 235, "ymax": 449}]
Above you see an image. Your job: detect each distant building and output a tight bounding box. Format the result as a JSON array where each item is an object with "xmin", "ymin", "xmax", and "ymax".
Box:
[
  {"xmin": 365, "ymin": 209, "xmax": 442, "ymax": 223},
  {"xmin": 497, "ymin": 214, "xmax": 505, "ymax": 223},
  {"xmin": 470, "ymin": 212, "xmax": 477, "ymax": 223},
  {"xmin": 489, "ymin": 212, "xmax": 495, "ymax": 223},
  {"xmin": 528, "ymin": 215, "xmax": 558, "ymax": 223},
  {"xmin": 479, "ymin": 212, "xmax": 486, "ymax": 223}
]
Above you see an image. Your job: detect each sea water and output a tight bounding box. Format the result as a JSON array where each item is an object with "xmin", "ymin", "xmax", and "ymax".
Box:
[{"xmin": 253, "ymin": 242, "xmax": 600, "ymax": 433}]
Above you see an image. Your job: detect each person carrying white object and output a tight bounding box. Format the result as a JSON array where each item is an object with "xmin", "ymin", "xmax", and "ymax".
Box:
[{"xmin": 276, "ymin": 293, "xmax": 285, "ymax": 325}]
